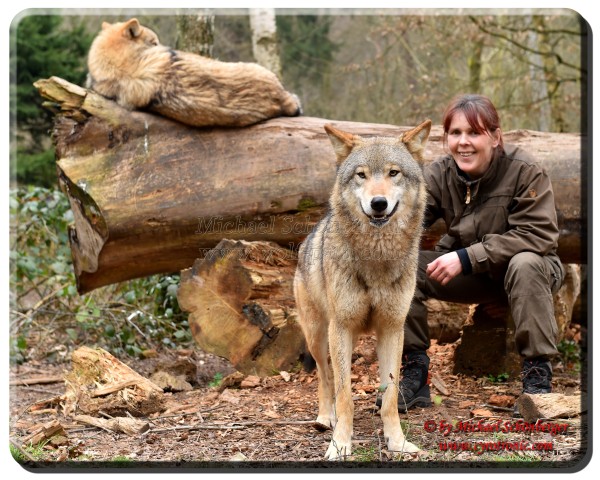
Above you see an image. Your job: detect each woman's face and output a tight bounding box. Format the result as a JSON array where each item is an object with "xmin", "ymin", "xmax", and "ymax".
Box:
[{"xmin": 447, "ymin": 111, "xmax": 500, "ymax": 179}]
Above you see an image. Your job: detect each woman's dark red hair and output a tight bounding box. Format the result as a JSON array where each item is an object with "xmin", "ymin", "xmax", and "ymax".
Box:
[{"xmin": 442, "ymin": 94, "xmax": 504, "ymax": 148}]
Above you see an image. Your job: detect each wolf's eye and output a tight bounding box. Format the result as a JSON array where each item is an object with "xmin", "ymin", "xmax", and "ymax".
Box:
[
  {"xmin": 356, "ymin": 172, "xmax": 366, "ymax": 179},
  {"xmin": 389, "ymin": 169, "xmax": 400, "ymax": 177}
]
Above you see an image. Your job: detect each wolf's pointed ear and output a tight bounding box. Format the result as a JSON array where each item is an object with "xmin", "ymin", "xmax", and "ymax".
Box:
[
  {"xmin": 101, "ymin": 21, "xmax": 111, "ymax": 30},
  {"xmin": 402, "ymin": 119, "xmax": 431, "ymax": 162},
  {"xmin": 324, "ymin": 124, "xmax": 358, "ymax": 164},
  {"xmin": 123, "ymin": 18, "xmax": 142, "ymax": 39}
]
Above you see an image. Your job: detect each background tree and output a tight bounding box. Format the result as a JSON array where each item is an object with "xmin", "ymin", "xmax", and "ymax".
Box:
[
  {"xmin": 176, "ymin": 13, "xmax": 215, "ymax": 57},
  {"xmin": 469, "ymin": 14, "xmax": 585, "ymax": 132},
  {"xmin": 249, "ymin": 8, "xmax": 282, "ymax": 78},
  {"xmin": 13, "ymin": 14, "xmax": 93, "ymax": 186},
  {"xmin": 277, "ymin": 14, "xmax": 337, "ymax": 118}
]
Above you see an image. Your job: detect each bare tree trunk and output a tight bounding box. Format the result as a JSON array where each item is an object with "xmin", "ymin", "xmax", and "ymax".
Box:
[
  {"xmin": 468, "ymin": 38, "xmax": 484, "ymax": 93},
  {"xmin": 176, "ymin": 13, "xmax": 215, "ymax": 58},
  {"xmin": 249, "ymin": 8, "xmax": 282, "ymax": 78},
  {"xmin": 532, "ymin": 16, "xmax": 567, "ymax": 133},
  {"xmin": 526, "ymin": 15, "xmax": 552, "ymax": 131}
]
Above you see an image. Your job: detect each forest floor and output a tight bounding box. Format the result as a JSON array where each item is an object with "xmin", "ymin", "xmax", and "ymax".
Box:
[{"xmin": 8, "ymin": 329, "xmax": 588, "ymax": 473}]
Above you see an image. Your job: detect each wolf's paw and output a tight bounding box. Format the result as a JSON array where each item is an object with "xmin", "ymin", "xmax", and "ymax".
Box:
[
  {"xmin": 387, "ymin": 437, "xmax": 421, "ymax": 454},
  {"xmin": 325, "ymin": 439, "xmax": 351, "ymax": 461}
]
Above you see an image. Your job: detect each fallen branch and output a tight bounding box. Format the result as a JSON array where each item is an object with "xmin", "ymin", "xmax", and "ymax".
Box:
[
  {"xmin": 10, "ymin": 376, "xmax": 64, "ymax": 386},
  {"xmin": 74, "ymin": 414, "xmax": 150, "ymax": 435},
  {"xmin": 146, "ymin": 419, "xmax": 316, "ymax": 434},
  {"xmin": 24, "ymin": 282, "xmax": 70, "ymax": 317},
  {"xmin": 147, "ymin": 425, "xmax": 245, "ymax": 433},
  {"xmin": 91, "ymin": 380, "xmax": 139, "ymax": 398}
]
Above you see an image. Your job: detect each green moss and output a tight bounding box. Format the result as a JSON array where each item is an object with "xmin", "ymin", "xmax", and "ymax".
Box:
[{"xmin": 297, "ymin": 197, "xmax": 318, "ymax": 211}]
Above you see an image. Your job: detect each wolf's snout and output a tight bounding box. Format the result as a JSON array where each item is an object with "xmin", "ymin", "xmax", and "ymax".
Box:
[{"xmin": 371, "ymin": 197, "xmax": 388, "ymax": 213}]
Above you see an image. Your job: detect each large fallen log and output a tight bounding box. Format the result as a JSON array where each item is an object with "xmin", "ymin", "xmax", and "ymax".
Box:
[{"xmin": 35, "ymin": 76, "xmax": 585, "ymax": 292}]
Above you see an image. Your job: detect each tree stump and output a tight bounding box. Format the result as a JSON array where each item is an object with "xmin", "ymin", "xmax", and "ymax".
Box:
[
  {"xmin": 453, "ymin": 263, "xmax": 582, "ymax": 377},
  {"xmin": 64, "ymin": 346, "xmax": 165, "ymax": 417},
  {"xmin": 177, "ymin": 239, "xmax": 305, "ymax": 376},
  {"xmin": 453, "ymin": 302, "xmax": 522, "ymax": 378}
]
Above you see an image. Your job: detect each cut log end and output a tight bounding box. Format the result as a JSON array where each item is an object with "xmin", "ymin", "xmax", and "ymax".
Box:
[
  {"xmin": 516, "ymin": 392, "xmax": 584, "ymax": 423},
  {"xmin": 178, "ymin": 239, "xmax": 305, "ymax": 376}
]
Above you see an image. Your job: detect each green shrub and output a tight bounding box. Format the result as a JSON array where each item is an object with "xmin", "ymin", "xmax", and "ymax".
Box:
[{"xmin": 10, "ymin": 186, "xmax": 192, "ymax": 363}]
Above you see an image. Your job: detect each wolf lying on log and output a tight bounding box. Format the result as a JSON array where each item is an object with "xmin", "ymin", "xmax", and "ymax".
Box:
[{"xmin": 86, "ymin": 18, "xmax": 302, "ymax": 127}]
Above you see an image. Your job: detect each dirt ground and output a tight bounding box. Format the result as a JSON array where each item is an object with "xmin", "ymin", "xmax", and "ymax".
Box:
[{"xmin": 9, "ymin": 329, "xmax": 588, "ymax": 473}]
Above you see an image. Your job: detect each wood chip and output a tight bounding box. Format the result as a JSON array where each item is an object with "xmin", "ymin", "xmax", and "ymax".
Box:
[
  {"xmin": 470, "ymin": 408, "xmax": 494, "ymax": 418},
  {"xmin": 240, "ymin": 375, "xmax": 261, "ymax": 388},
  {"xmin": 431, "ymin": 372, "xmax": 450, "ymax": 396},
  {"xmin": 219, "ymin": 389, "xmax": 241, "ymax": 405},
  {"xmin": 91, "ymin": 380, "xmax": 139, "ymax": 397},
  {"xmin": 354, "ymin": 384, "xmax": 376, "ymax": 393},
  {"xmin": 516, "ymin": 392, "xmax": 583, "ymax": 422},
  {"xmin": 21, "ymin": 419, "xmax": 66, "ymax": 447},
  {"xmin": 217, "ymin": 372, "xmax": 244, "ymax": 392},
  {"xmin": 488, "ymin": 394, "xmax": 514, "ymax": 408},
  {"xmin": 149, "ymin": 371, "xmax": 193, "ymax": 392}
]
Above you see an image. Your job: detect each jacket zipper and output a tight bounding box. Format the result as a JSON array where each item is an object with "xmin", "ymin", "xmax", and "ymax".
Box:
[{"xmin": 465, "ymin": 185, "xmax": 471, "ymax": 204}]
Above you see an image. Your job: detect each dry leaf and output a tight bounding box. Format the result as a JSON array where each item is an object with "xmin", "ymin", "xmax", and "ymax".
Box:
[
  {"xmin": 219, "ymin": 389, "xmax": 241, "ymax": 405},
  {"xmin": 470, "ymin": 408, "xmax": 494, "ymax": 418},
  {"xmin": 488, "ymin": 394, "xmax": 515, "ymax": 408}
]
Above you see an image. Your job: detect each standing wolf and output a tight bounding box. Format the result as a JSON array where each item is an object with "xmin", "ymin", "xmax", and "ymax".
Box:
[
  {"xmin": 294, "ymin": 120, "xmax": 431, "ymax": 460},
  {"xmin": 86, "ymin": 18, "xmax": 302, "ymax": 127}
]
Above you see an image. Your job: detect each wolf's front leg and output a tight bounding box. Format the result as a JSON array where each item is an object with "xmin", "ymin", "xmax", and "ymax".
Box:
[
  {"xmin": 325, "ymin": 322, "xmax": 354, "ymax": 460},
  {"xmin": 376, "ymin": 328, "xmax": 420, "ymax": 454}
]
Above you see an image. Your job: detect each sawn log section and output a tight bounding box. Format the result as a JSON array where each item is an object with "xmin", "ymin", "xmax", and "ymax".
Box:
[{"xmin": 35, "ymin": 77, "xmax": 585, "ymax": 293}]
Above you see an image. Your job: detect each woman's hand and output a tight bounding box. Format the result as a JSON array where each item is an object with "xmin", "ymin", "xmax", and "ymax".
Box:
[{"xmin": 426, "ymin": 252, "xmax": 463, "ymax": 285}]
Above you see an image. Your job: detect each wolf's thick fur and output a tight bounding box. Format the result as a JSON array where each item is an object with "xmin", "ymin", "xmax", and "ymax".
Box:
[
  {"xmin": 86, "ymin": 18, "xmax": 302, "ymax": 127},
  {"xmin": 293, "ymin": 120, "xmax": 431, "ymax": 460}
]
